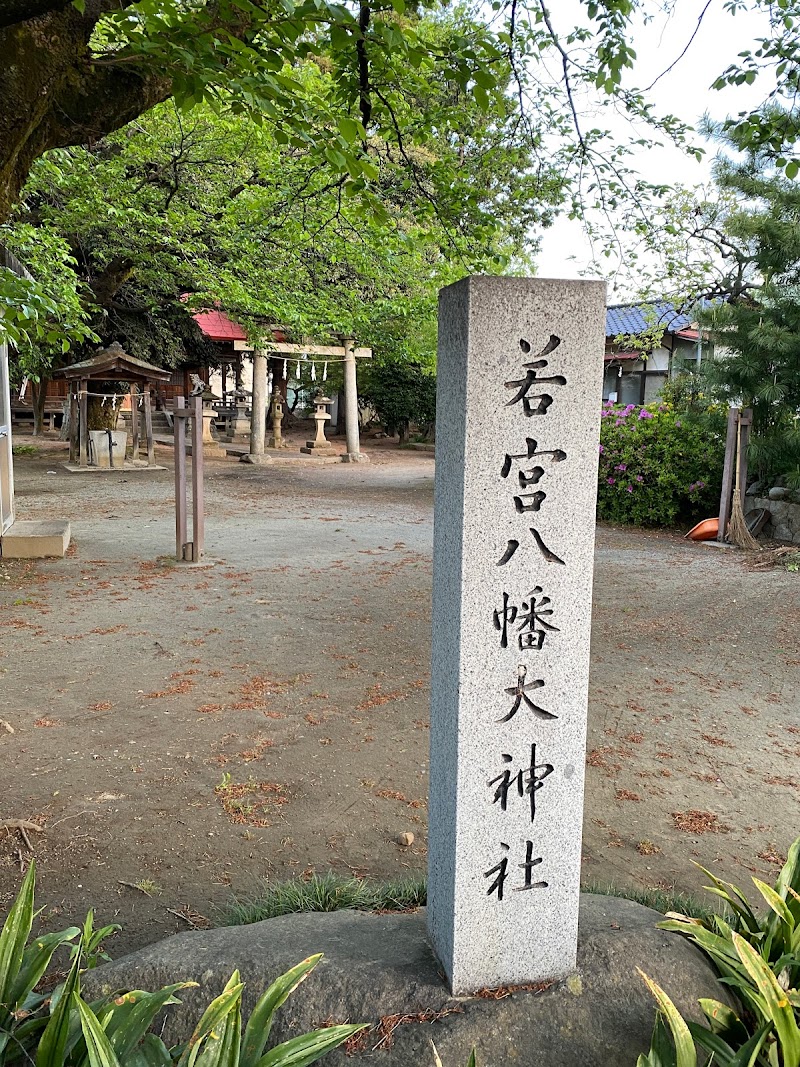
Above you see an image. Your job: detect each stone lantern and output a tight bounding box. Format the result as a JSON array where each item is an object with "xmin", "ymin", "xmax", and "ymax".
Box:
[
  {"xmin": 301, "ymin": 394, "xmax": 335, "ymax": 455},
  {"xmin": 268, "ymin": 390, "xmax": 286, "ymax": 449},
  {"xmin": 220, "ymin": 387, "xmax": 251, "ymax": 444}
]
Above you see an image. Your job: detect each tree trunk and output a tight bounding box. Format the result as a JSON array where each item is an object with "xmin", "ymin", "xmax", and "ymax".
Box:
[
  {"xmin": 0, "ymin": 3, "xmax": 171, "ymax": 222},
  {"xmin": 398, "ymin": 421, "xmax": 409, "ymax": 445},
  {"xmin": 88, "ymin": 395, "xmax": 117, "ymax": 430},
  {"xmin": 30, "ymin": 378, "xmax": 47, "ymax": 436},
  {"xmin": 284, "ymin": 389, "xmax": 303, "ymax": 427}
]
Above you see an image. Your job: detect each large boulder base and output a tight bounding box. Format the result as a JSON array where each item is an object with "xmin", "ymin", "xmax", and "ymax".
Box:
[{"xmin": 85, "ymin": 895, "xmax": 730, "ymax": 1066}]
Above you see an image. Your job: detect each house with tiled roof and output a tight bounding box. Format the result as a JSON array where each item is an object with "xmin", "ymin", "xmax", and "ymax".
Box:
[{"xmin": 603, "ymin": 300, "xmax": 710, "ymax": 405}]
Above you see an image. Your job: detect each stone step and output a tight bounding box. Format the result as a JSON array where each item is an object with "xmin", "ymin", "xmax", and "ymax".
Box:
[
  {"xmin": 118, "ymin": 411, "xmax": 173, "ymax": 433},
  {"xmin": 1, "ymin": 520, "xmax": 71, "ymax": 558}
]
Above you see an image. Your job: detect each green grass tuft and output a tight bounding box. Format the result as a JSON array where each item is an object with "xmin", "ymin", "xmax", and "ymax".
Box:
[
  {"xmin": 222, "ymin": 872, "xmax": 427, "ymax": 926},
  {"xmin": 581, "ymin": 881, "xmax": 722, "ymax": 924},
  {"xmin": 223, "ymin": 871, "xmax": 721, "ymax": 928}
]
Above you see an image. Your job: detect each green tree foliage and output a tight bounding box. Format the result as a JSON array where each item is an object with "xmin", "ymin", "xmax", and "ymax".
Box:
[
  {"xmin": 361, "ymin": 357, "xmax": 436, "ymax": 441},
  {"xmin": 2, "ymin": 23, "xmax": 564, "ymax": 375},
  {"xmin": 698, "ymin": 152, "xmax": 800, "ymax": 487},
  {"xmin": 0, "ymin": 228, "xmax": 96, "ymax": 369},
  {"xmin": 0, "ymin": 0, "xmax": 692, "ymax": 223},
  {"xmin": 0, "ymin": 0, "xmax": 709, "ymax": 355},
  {"xmin": 612, "ymin": 120, "xmax": 800, "ymax": 489}
]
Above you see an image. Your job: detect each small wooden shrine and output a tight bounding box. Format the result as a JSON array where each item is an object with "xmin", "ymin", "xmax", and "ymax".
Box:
[{"xmin": 55, "ymin": 343, "xmax": 172, "ymax": 468}]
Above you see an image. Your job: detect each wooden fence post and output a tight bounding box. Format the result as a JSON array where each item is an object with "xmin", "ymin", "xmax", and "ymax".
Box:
[
  {"xmin": 173, "ymin": 395, "xmax": 204, "ymax": 562},
  {"xmin": 130, "ymin": 384, "xmax": 139, "ymax": 462},
  {"xmin": 174, "ymin": 396, "xmax": 187, "ymax": 559},
  {"xmin": 144, "ymin": 388, "xmax": 155, "ymax": 467},
  {"xmin": 69, "ymin": 388, "xmax": 78, "ymax": 463},
  {"xmin": 190, "ymin": 395, "xmax": 204, "ymax": 561},
  {"xmin": 717, "ymin": 406, "xmax": 739, "ymax": 542},
  {"xmin": 738, "ymin": 408, "xmax": 753, "ymax": 502},
  {"xmin": 79, "ymin": 379, "xmax": 88, "ymax": 467}
]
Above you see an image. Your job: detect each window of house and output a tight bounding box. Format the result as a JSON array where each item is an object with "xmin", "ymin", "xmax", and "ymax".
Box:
[{"xmin": 603, "ymin": 358, "xmax": 668, "ymax": 405}]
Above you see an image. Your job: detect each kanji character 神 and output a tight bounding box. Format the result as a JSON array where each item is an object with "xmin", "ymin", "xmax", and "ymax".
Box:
[{"xmin": 488, "ymin": 744, "xmax": 554, "ymax": 822}]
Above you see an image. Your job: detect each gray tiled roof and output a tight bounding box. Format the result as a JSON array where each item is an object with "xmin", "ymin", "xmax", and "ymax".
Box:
[{"xmin": 606, "ymin": 301, "xmax": 694, "ymax": 338}]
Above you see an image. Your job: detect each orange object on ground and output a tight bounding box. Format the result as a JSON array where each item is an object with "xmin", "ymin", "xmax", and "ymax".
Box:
[{"xmin": 686, "ymin": 517, "xmax": 719, "ymax": 541}]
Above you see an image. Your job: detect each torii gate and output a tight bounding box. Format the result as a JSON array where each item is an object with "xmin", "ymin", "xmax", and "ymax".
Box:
[{"xmin": 233, "ymin": 338, "xmax": 371, "ymax": 463}]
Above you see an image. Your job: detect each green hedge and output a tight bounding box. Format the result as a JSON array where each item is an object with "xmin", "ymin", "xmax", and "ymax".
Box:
[{"xmin": 597, "ymin": 402, "xmax": 724, "ymax": 528}]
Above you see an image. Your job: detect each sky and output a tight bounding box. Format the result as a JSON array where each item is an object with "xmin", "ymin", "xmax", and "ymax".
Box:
[{"xmin": 533, "ymin": 0, "xmax": 772, "ymax": 292}]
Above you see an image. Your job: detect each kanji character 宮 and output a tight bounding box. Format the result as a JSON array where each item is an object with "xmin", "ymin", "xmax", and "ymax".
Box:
[{"xmin": 500, "ymin": 438, "xmax": 568, "ymax": 484}]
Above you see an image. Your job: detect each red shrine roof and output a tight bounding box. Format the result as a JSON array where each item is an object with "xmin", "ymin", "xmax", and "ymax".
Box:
[{"xmin": 193, "ymin": 309, "xmax": 248, "ymax": 343}]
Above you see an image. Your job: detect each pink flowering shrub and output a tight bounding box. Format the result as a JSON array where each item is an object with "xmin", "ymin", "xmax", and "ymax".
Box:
[{"xmin": 597, "ymin": 402, "xmax": 724, "ymax": 527}]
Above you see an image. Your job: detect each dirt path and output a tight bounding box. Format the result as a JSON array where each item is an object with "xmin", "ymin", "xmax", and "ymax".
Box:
[{"xmin": 0, "ymin": 437, "xmax": 797, "ymax": 954}]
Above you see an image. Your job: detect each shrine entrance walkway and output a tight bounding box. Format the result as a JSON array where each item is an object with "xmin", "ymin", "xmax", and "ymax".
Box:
[{"xmin": 1, "ymin": 436, "xmax": 797, "ymax": 955}]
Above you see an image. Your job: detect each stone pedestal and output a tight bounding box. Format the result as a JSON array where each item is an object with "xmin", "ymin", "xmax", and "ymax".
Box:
[
  {"xmin": 301, "ymin": 394, "xmax": 335, "ymax": 455},
  {"xmin": 1, "ymin": 519, "xmax": 71, "ymax": 558},
  {"xmin": 201, "ymin": 408, "xmax": 216, "ymax": 444},
  {"xmin": 88, "ymin": 430, "xmax": 127, "ymax": 468},
  {"xmin": 427, "ymin": 276, "xmax": 605, "ymax": 993},
  {"xmin": 222, "ymin": 403, "xmax": 251, "ymax": 443},
  {"xmin": 201, "ymin": 409, "xmax": 225, "ymax": 456}
]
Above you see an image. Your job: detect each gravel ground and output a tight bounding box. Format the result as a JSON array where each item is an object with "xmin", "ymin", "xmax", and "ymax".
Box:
[{"xmin": 0, "ymin": 433, "xmax": 798, "ymax": 955}]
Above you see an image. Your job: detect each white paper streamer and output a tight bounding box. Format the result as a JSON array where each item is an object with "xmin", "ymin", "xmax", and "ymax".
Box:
[
  {"xmin": 311, "ymin": 363, "xmax": 317, "ymax": 381},
  {"xmin": 295, "ymin": 361, "xmax": 301, "ymax": 378},
  {"xmin": 322, "ymin": 362, "xmax": 328, "ymax": 381},
  {"xmin": 283, "ymin": 359, "xmax": 288, "ymax": 378}
]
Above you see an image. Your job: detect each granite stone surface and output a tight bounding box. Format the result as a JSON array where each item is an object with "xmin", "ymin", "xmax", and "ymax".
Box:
[
  {"xmin": 83, "ymin": 897, "xmax": 732, "ymax": 1066},
  {"xmin": 428, "ymin": 276, "xmax": 606, "ymax": 992}
]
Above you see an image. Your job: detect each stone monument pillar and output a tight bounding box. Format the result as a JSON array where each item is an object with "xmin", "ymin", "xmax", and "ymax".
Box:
[
  {"xmin": 427, "ymin": 276, "xmax": 605, "ymax": 994},
  {"xmin": 243, "ymin": 349, "xmax": 270, "ymax": 464},
  {"xmin": 341, "ymin": 337, "xmax": 369, "ymax": 463}
]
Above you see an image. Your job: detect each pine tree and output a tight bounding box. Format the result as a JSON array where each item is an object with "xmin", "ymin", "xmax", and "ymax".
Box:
[{"xmin": 702, "ymin": 153, "xmax": 800, "ymax": 487}]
